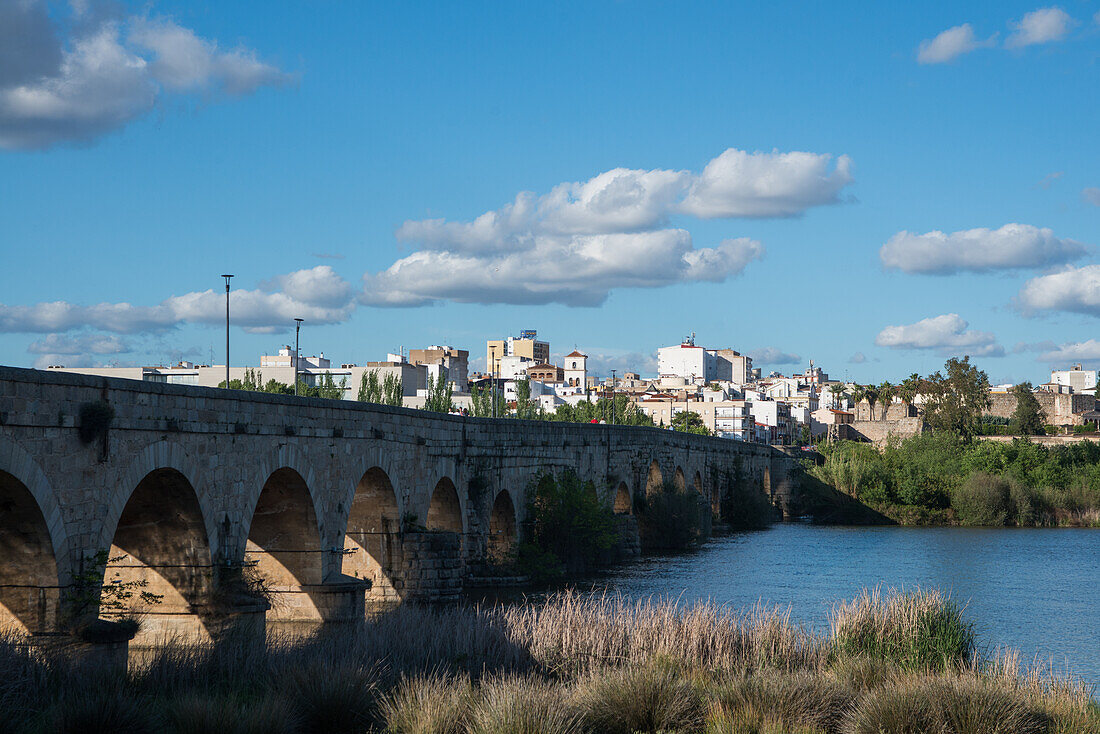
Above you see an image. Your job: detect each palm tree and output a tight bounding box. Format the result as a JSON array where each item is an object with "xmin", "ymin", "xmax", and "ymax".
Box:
[{"xmin": 877, "ymin": 381, "xmax": 895, "ymax": 421}]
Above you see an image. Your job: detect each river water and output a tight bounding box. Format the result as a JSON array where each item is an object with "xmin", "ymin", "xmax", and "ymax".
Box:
[{"xmin": 577, "ymin": 524, "xmax": 1100, "ymax": 689}]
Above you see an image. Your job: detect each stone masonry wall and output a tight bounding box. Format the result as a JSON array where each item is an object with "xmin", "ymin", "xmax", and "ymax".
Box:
[{"xmin": 0, "ymin": 365, "xmax": 791, "ymax": 636}]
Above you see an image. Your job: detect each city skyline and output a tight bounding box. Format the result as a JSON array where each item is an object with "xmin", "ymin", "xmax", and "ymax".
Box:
[{"xmin": 3, "ymin": 1, "xmax": 1099, "ymax": 385}]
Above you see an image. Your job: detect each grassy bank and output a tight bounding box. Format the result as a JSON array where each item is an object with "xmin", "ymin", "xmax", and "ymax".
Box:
[
  {"xmin": 3, "ymin": 589, "xmax": 1096, "ymax": 733},
  {"xmin": 808, "ymin": 433, "xmax": 1100, "ymax": 527}
]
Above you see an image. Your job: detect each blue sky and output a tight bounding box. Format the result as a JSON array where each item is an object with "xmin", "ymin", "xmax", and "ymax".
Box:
[{"xmin": 2, "ymin": 1, "xmax": 1099, "ymax": 384}]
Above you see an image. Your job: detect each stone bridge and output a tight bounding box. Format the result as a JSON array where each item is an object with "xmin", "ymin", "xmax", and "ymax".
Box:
[{"xmin": 0, "ymin": 366, "xmax": 793, "ymax": 645}]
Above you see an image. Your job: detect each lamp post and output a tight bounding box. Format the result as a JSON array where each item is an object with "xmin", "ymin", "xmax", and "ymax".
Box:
[
  {"xmin": 490, "ymin": 346, "xmax": 497, "ymax": 418},
  {"xmin": 610, "ymin": 369, "xmax": 617, "ymax": 425},
  {"xmin": 293, "ymin": 318, "xmax": 304, "ymax": 396},
  {"xmin": 220, "ymin": 274, "xmax": 233, "ymax": 388}
]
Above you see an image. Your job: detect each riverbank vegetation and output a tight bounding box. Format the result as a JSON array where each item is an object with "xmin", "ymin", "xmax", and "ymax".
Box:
[
  {"xmin": 809, "ymin": 433, "xmax": 1100, "ymax": 527},
  {"xmin": 3, "ymin": 589, "xmax": 1095, "ymax": 733}
]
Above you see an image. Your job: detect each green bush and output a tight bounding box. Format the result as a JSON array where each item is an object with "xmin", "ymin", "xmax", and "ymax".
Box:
[
  {"xmin": 519, "ymin": 471, "xmax": 618, "ymax": 578},
  {"xmin": 812, "ymin": 434, "xmax": 1100, "ymax": 526},
  {"xmin": 638, "ymin": 481, "xmax": 712, "ymax": 550}
]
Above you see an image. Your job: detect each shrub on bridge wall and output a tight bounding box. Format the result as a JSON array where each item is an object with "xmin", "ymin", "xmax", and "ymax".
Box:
[
  {"xmin": 637, "ymin": 481, "xmax": 711, "ymax": 550},
  {"xmin": 517, "ymin": 470, "xmax": 618, "ymax": 582}
]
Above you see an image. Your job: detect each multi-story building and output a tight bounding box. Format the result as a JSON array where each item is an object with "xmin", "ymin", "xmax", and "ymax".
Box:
[
  {"xmin": 657, "ymin": 335, "xmax": 715, "ymax": 383},
  {"xmin": 486, "ymin": 330, "xmax": 550, "ymax": 377},
  {"xmin": 408, "ymin": 345, "xmax": 469, "ymax": 392},
  {"xmin": 1050, "ymin": 364, "xmax": 1098, "ymax": 394},
  {"xmin": 714, "ymin": 349, "xmax": 753, "ymax": 385},
  {"xmin": 658, "ymin": 336, "xmax": 754, "ymax": 386}
]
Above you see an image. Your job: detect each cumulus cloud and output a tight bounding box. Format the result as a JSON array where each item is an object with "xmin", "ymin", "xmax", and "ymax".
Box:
[
  {"xmin": 0, "ymin": 266, "xmax": 355, "ymax": 334},
  {"xmin": 875, "ymin": 314, "xmax": 1004, "ymax": 357},
  {"xmin": 848, "ymin": 352, "xmax": 867, "ymax": 364},
  {"xmin": 749, "ymin": 347, "xmax": 801, "ymax": 365},
  {"xmin": 678, "ymin": 149, "xmax": 853, "ymax": 218},
  {"xmin": 880, "ymin": 223, "xmax": 1087, "ymax": 274},
  {"xmin": 1083, "ymin": 188, "xmax": 1100, "ymax": 207},
  {"xmin": 917, "ymin": 24, "xmax": 995, "ymax": 64},
  {"xmin": 1006, "ymin": 7, "xmax": 1074, "ymax": 48},
  {"xmin": 27, "ymin": 332, "xmax": 132, "ymax": 369},
  {"xmin": 0, "ymin": 1, "xmax": 292, "ymax": 150},
  {"xmin": 366, "ymin": 148, "xmax": 851, "ymax": 306},
  {"xmin": 363, "ymin": 233, "xmax": 764, "ymax": 307},
  {"xmin": 1037, "ymin": 339, "xmax": 1100, "ymax": 363},
  {"xmin": 1017, "ymin": 265, "xmax": 1100, "ymax": 317},
  {"xmin": 27, "ymin": 332, "xmax": 130, "ymax": 355}
]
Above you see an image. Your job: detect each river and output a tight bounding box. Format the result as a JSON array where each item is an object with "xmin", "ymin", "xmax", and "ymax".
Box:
[{"xmin": 577, "ymin": 524, "xmax": 1100, "ymax": 688}]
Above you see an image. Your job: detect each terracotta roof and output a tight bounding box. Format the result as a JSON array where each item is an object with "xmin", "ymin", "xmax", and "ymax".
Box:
[{"xmin": 564, "ymin": 350, "xmax": 587, "ymax": 358}]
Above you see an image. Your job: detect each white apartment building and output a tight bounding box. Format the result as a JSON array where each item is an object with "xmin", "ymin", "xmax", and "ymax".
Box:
[
  {"xmin": 1051, "ymin": 364, "xmax": 1098, "ymax": 394},
  {"xmin": 657, "ymin": 336, "xmax": 754, "ymax": 386}
]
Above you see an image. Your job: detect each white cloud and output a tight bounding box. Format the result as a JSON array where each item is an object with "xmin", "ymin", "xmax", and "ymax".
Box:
[
  {"xmin": 0, "ymin": 266, "xmax": 355, "ymax": 334},
  {"xmin": 678, "ymin": 149, "xmax": 853, "ymax": 219},
  {"xmin": 848, "ymin": 352, "xmax": 867, "ymax": 364},
  {"xmin": 1017, "ymin": 265, "xmax": 1100, "ymax": 317},
  {"xmin": 875, "ymin": 314, "xmax": 1004, "ymax": 357},
  {"xmin": 27, "ymin": 332, "xmax": 132, "ymax": 369},
  {"xmin": 27, "ymin": 332, "xmax": 130, "ymax": 355},
  {"xmin": 749, "ymin": 347, "xmax": 801, "ymax": 365},
  {"xmin": 917, "ymin": 24, "xmax": 994, "ymax": 64},
  {"xmin": 1082, "ymin": 188, "xmax": 1100, "ymax": 207},
  {"xmin": 1037, "ymin": 339, "xmax": 1100, "ymax": 363},
  {"xmin": 362, "ymin": 232, "xmax": 764, "ymax": 307},
  {"xmin": 0, "ymin": 4, "xmax": 291, "ymax": 150},
  {"xmin": 129, "ymin": 17, "xmax": 290, "ymax": 95},
  {"xmin": 880, "ymin": 223, "xmax": 1087, "ymax": 274},
  {"xmin": 367, "ymin": 148, "xmax": 851, "ymax": 306},
  {"xmin": 1005, "ymin": 7, "xmax": 1074, "ymax": 49}
]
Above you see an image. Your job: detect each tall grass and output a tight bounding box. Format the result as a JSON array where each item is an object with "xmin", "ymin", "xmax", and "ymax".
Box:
[{"xmin": 2, "ymin": 590, "xmax": 1096, "ymax": 734}]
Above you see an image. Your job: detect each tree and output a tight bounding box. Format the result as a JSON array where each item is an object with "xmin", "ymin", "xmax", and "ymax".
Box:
[
  {"xmin": 513, "ymin": 377, "xmax": 540, "ymax": 420},
  {"xmin": 671, "ymin": 410, "xmax": 710, "ymax": 435},
  {"xmin": 828, "ymin": 383, "xmax": 848, "ymax": 408},
  {"xmin": 423, "ymin": 371, "xmax": 454, "ymax": 413},
  {"xmin": 358, "ymin": 370, "xmax": 381, "ymax": 402},
  {"xmin": 897, "ymin": 373, "xmax": 922, "ymax": 408},
  {"xmin": 922, "ymin": 356, "xmax": 992, "ymax": 442},
  {"xmin": 471, "ymin": 383, "xmax": 506, "ymax": 417},
  {"xmin": 876, "ymin": 381, "xmax": 895, "ymax": 421},
  {"xmin": 381, "ymin": 373, "xmax": 403, "ymax": 406},
  {"xmin": 1011, "ymin": 382, "xmax": 1045, "ymax": 436},
  {"xmin": 315, "ymin": 372, "xmax": 346, "ymax": 400}
]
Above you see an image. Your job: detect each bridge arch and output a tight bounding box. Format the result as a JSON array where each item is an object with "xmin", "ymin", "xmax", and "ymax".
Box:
[
  {"xmin": 673, "ymin": 466, "xmax": 687, "ymax": 492},
  {"xmin": 0, "ymin": 435, "xmax": 68, "ymax": 581},
  {"xmin": 0, "ymin": 469, "xmax": 62, "ymax": 635},
  {"xmin": 246, "ymin": 466, "xmax": 324, "ymax": 621},
  {"xmin": 102, "ymin": 467, "xmax": 213, "ymax": 642},
  {"xmin": 693, "ymin": 471, "xmax": 703, "ymax": 495},
  {"xmin": 342, "ymin": 466, "xmax": 402, "ymax": 601},
  {"xmin": 426, "ymin": 476, "xmax": 464, "ymax": 534},
  {"xmin": 645, "ymin": 460, "xmax": 663, "ymax": 496},
  {"xmin": 488, "ymin": 490, "xmax": 517, "ymax": 563},
  {"xmin": 613, "ymin": 481, "xmax": 633, "ymax": 515},
  {"xmin": 103, "ymin": 440, "xmax": 214, "ymax": 559}
]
